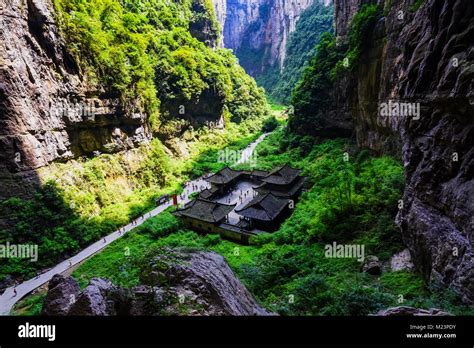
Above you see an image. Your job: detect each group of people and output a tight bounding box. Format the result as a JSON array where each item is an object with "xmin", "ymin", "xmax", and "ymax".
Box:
[
  {"xmin": 10, "ymin": 179, "xmax": 218, "ymax": 300},
  {"xmin": 224, "ymin": 187, "xmax": 255, "ymax": 205},
  {"xmin": 180, "ymin": 179, "xmax": 211, "ymax": 200}
]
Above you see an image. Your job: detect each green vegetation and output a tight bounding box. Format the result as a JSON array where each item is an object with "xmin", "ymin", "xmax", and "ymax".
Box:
[
  {"xmin": 262, "ymin": 116, "xmax": 279, "ymax": 133},
  {"xmin": 11, "ymin": 294, "xmax": 45, "ymax": 316},
  {"xmin": 52, "ymin": 0, "xmax": 268, "ymax": 130},
  {"xmin": 4, "ymin": 0, "xmax": 469, "ymax": 318},
  {"xmin": 18, "ymin": 127, "xmax": 466, "ymax": 316},
  {"xmin": 409, "ymin": 0, "xmax": 424, "ymax": 12},
  {"xmin": 290, "ymin": 4, "xmax": 380, "ymax": 135},
  {"xmin": 0, "ymin": 0, "xmax": 272, "ymax": 283},
  {"xmin": 344, "ymin": 4, "xmax": 379, "ymax": 69},
  {"xmin": 0, "ymin": 121, "xmax": 265, "ymax": 282},
  {"xmin": 258, "ymin": 2, "xmax": 334, "ymax": 104},
  {"xmin": 289, "ymin": 32, "xmax": 344, "ymax": 135}
]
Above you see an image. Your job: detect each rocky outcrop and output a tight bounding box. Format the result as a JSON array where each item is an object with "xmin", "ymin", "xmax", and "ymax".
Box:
[
  {"xmin": 0, "ymin": 0, "xmax": 239, "ymax": 202},
  {"xmin": 41, "ymin": 274, "xmax": 80, "ymax": 315},
  {"xmin": 213, "ymin": 0, "xmax": 332, "ymax": 75},
  {"xmin": 373, "ymin": 306, "xmax": 451, "ymax": 316},
  {"xmin": 42, "ymin": 250, "xmax": 270, "ymax": 316},
  {"xmin": 189, "ymin": 0, "xmax": 221, "ymax": 47},
  {"xmin": 0, "ymin": 0, "xmax": 150, "ymax": 200},
  {"xmin": 390, "ymin": 249, "xmax": 414, "ymax": 272},
  {"xmin": 330, "ymin": 0, "xmax": 473, "ymax": 303},
  {"xmin": 361, "ymin": 255, "xmax": 382, "ymax": 275},
  {"xmin": 333, "ymin": 0, "xmax": 365, "ymax": 39},
  {"xmin": 68, "ymin": 278, "xmax": 115, "ymax": 316},
  {"xmin": 213, "ymin": 0, "xmax": 227, "ymax": 47},
  {"xmin": 140, "ymin": 249, "xmax": 271, "ymax": 315}
]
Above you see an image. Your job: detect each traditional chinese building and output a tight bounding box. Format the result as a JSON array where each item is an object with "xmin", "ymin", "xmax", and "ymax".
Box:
[
  {"xmin": 174, "ymin": 164, "xmax": 307, "ymax": 243},
  {"xmin": 253, "ymin": 164, "xmax": 307, "ymax": 199},
  {"xmin": 172, "ymin": 198, "xmax": 235, "ymax": 234},
  {"xmin": 205, "ymin": 166, "xmax": 242, "ymax": 194},
  {"xmin": 235, "ymin": 192, "xmax": 290, "ymax": 231}
]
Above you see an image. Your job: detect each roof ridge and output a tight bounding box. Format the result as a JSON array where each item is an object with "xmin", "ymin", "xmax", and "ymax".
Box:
[
  {"xmin": 236, "ymin": 191, "xmax": 275, "ymax": 212},
  {"xmin": 198, "ymin": 197, "xmax": 236, "ymax": 206},
  {"xmin": 250, "ymin": 192, "xmax": 271, "ymax": 208}
]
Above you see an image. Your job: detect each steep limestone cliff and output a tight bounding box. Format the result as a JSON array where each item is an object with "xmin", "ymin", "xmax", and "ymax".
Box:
[
  {"xmin": 0, "ymin": 0, "xmax": 150, "ymax": 200},
  {"xmin": 295, "ymin": 0, "xmax": 473, "ymax": 302},
  {"xmin": 213, "ymin": 0, "xmax": 332, "ymax": 76}
]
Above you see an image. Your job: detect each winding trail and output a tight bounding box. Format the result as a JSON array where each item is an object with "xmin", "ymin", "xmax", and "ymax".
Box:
[{"xmin": 0, "ymin": 132, "xmax": 269, "ymax": 315}]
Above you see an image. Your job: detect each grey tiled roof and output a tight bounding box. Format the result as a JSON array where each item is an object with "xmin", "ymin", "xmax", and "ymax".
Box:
[
  {"xmin": 250, "ymin": 169, "xmax": 269, "ymax": 177},
  {"xmin": 255, "ymin": 176, "xmax": 307, "ymax": 197},
  {"xmin": 235, "ymin": 192, "xmax": 289, "ymax": 221},
  {"xmin": 173, "ymin": 198, "xmax": 235, "ymax": 223},
  {"xmin": 205, "ymin": 166, "xmax": 242, "ymax": 184},
  {"xmin": 199, "ymin": 186, "xmax": 219, "ymax": 199},
  {"xmin": 261, "ymin": 164, "xmax": 301, "ymax": 185}
]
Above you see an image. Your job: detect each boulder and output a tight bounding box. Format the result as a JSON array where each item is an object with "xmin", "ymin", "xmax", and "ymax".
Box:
[
  {"xmin": 362, "ymin": 255, "xmax": 382, "ymax": 275},
  {"xmin": 390, "ymin": 249, "xmax": 415, "ymax": 272},
  {"xmin": 143, "ymin": 249, "xmax": 271, "ymax": 316},
  {"xmin": 41, "ymin": 274, "xmax": 80, "ymax": 316},
  {"xmin": 374, "ymin": 306, "xmax": 451, "ymax": 316},
  {"xmin": 42, "ymin": 249, "xmax": 272, "ymax": 316},
  {"xmin": 68, "ymin": 278, "xmax": 115, "ymax": 316}
]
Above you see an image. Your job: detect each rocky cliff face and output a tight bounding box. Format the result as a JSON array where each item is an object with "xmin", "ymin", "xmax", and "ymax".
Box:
[
  {"xmin": 0, "ymin": 0, "xmax": 150, "ymax": 200},
  {"xmin": 42, "ymin": 250, "xmax": 271, "ymax": 316},
  {"xmin": 0, "ymin": 0, "xmax": 242, "ymax": 201},
  {"xmin": 213, "ymin": 0, "xmax": 332, "ymax": 75},
  {"xmin": 332, "ymin": 0, "xmax": 473, "ymax": 303},
  {"xmin": 189, "ymin": 0, "xmax": 221, "ymax": 47}
]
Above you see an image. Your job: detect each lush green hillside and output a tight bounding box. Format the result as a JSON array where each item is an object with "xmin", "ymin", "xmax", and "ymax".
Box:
[
  {"xmin": 258, "ymin": 2, "xmax": 333, "ymax": 104},
  {"xmin": 290, "ymin": 5, "xmax": 379, "ymax": 133},
  {"xmin": 0, "ymin": 122, "xmax": 264, "ymax": 283},
  {"xmin": 52, "ymin": 0, "xmax": 268, "ymax": 130}
]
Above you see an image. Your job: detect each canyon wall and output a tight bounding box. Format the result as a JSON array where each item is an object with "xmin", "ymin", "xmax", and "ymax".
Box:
[
  {"xmin": 0, "ymin": 0, "xmax": 150, "ymax": 200},
  {"xmin": 213, "ymin": 0, "xmax": 332, "ymax": 75},
  {"xmin": 332, "ymin": 0, "xmax": 473, "ymax": 303}
]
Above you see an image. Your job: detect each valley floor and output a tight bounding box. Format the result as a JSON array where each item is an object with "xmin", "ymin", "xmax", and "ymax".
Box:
[{"xmin": 11, "ymin": 124, "xmax": 473, "ymax": 316}]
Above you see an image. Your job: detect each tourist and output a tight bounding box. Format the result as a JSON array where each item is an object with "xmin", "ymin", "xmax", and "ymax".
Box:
[
  {"xmin": 103, "ymin": 238, "xmax": 106, "ymax": 243},
  {"xmin": 13, "ymin": 288, "xmax": 17, "ymax": 297}
]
